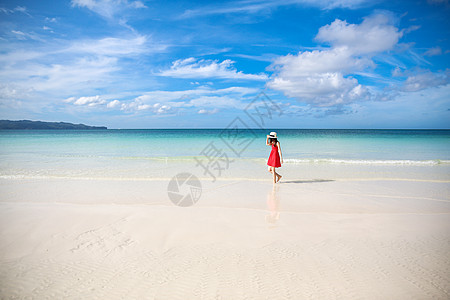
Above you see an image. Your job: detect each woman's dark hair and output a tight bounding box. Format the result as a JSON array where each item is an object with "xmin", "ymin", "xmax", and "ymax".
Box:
[{"xmin": 269, "ymin": 137, "xmax": 278, "ymax": 145}]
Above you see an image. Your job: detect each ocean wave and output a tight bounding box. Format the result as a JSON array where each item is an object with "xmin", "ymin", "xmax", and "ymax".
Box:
[
  {"xmin": 284, "ymin": 158, "xmax": 450, "ymax": 165},
  {"xmin": 0, "ymin": 174, "xmax": 172, "ymax": 180},
  {"xmin": 21, "ymin": 151, "xmax": 450, "ymax": 166},
  {"xmin": 42, "ymin": 154, "xmax": 203, "ymax": 161}
]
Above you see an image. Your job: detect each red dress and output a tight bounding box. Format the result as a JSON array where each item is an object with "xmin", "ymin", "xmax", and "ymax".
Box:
[{"xmin": 267, "ymin": 143, "xmax": 281, "ymax": 168}]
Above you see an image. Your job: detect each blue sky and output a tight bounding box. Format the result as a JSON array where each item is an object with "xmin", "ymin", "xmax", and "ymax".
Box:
[{"xmin": 0, "ymin": 0, "xmax": 449, "ymax": 128}]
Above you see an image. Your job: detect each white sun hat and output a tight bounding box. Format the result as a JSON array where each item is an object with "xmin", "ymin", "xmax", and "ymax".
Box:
[{"xmin": 269, "ymin": 131, "xmax": 277, "ymax": 138}]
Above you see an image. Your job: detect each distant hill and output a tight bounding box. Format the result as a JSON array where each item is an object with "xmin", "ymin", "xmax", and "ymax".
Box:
[{"xmin": 0, "ymin": 120, "xmax": 107, "ymax": 130}]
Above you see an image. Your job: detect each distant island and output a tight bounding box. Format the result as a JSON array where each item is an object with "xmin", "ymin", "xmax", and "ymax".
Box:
[{"xmin": 0, "ymin": 120, "xmax": 107, "ymax": 130}]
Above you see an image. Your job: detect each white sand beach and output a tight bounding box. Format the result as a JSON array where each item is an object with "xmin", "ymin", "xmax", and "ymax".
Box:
[{"xmin": 1, "ymin": 172, "xmax": 449, "ymax": 299}]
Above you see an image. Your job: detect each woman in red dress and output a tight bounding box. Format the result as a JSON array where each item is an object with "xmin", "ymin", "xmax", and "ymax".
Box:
[{"xmin": 266, "ymin": 132, "xmax": 283, "ymax": 183}]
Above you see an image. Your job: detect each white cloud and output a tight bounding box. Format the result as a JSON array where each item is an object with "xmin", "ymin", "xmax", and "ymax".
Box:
[
  {"xmin": 37, "ymin": 57, "xmax": 119, "ymax": 92},
  {"xmin": 269, "ymin": 73, "xmax": 369, "ymax": 107},
  {"xmin": 424, "ymin": 46, "xmax": 442, "ymax": 56},
  {"xmin": 11, "ymin": 30, "xmax": 43, "ymax": 42},
  {"xmin": 0, "ymin": 83, "xmax": 32, "ymax": 100},
  {"xmin": 131, "ymin": 86, "xmax": 257, "ymax": 103},
  {"xmin": 153, "ymin": 103, "xmax": 172, "ymax": 114},
  {"xmin": 189, "ymin": 96, "xmax": 243, "ymax": 108},
  {"xmin": 309, "ymin": 0, "xmax": 372, "ymax": 9},
  {"xmin": 0, "ymin": 6, "xmax": 30, "ymax": 16},
  {"xmin": 71, "ymin": 0, "xmax": 147, "ymax": 18},
  {"xmin": 267, "ymin": 13, "xmax": 401, "ymax": 107},
  {"xmin": 13, "ymin": 6, "xmax": 27, "ymax": 13},
  {"xmin": 130, "ymin": 1, "xmax": 147, "ymax": 9},
  {"xmin": 180, "ymin": 0, "xmax": 372, "ymax": 19},
  {"xmin": 0, "ymin": 56, "xmax": 119, "ymax": 96},
  {"xmin": 230, "ymin": 53, "xmax": 278, "ymax": 62},
  {"xmin": 71, "ymin": 0, "xmax": 116, "ymax": 18},
  {"xmin": 269, "ymin": 47, "xmax": 372, "ymax": 75},
  {"xmin": 11, "ymin": 30, "xmax": 26, "ymax": 40},
  {"xmin": 158, "ymin": 57, "xmax": 268, "ymax": 80},
  {"xmin": 65, "ymin": 35, "xmax": 160, "ymax": 56},
  {"xmin": 45, "ymin": 17, "xmax": 57, "ymax": 23},
  {"xmin": 108, "ymin": 86, "xmax": 258, "ymax": 114},
  {"xmin": 0, "ymin": 33, "xmax": 163, "ymax": 66},
  {"xmin": 107, "ymin": 99, "xmax": 121, "ymax": 108},
  {"xmin": 403, "ymin": 25, "xmax": 421, "ymax": 34},
  {"xmin": 402, "ymin": 70, "xmax": 449, "ymax": 92},
  {"xmin": 65, "ymin": 95, "xmax": 107, "ymax": 106},
  {"xmin": 119, "ymin": 100, "xmax": 174, "ymax": 114},
  {"xmin": 407, "ymin": 49, "xmax": 432, "ymax": 66},
  {"xmin": 315, "ymin": 14, "xmax": 402, "ymax": 54},
  {"xmin": 137, "ymin": 104, "xmax": 151, "ymax": 110},
  {"xmin": 0, "ymin": 31, "xmax": 168, "ymax": 101},
  {"xmin": 198, "ymin": 108, "xmax": 219, "ymax": 114}
]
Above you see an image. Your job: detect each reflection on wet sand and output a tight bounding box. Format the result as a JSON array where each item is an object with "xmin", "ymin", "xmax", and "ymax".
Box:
[
  {"xmin": 265, "ymin": 184, "xmax": 280, "ymax": 225},
  {"xmin": 281, "ymin": 179, "xmax": 334, "ymax": 184}
]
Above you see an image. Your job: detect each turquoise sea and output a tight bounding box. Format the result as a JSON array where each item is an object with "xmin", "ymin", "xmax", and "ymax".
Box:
[{"xmin": 1, "ymin": 129, "xmax": 449, "ymax": 180}]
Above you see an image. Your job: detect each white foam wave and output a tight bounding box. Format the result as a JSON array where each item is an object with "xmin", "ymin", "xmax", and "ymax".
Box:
[{"xmin": 284, "ymin": 158, "xmax": 450, "ymax": 166}]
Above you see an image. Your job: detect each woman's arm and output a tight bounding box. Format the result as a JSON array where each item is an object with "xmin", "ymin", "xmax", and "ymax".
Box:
[
  {"xmin": 266, "ymin": 135, "xmax": 270, "ymax": 146},
  {"xmin": 277, "ymin": 142, "xmax": 283, "ymax": 164}
]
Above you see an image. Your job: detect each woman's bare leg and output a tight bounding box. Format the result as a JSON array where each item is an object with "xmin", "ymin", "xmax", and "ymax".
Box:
[
  {"xmin": 272, "ymin": 167, "xmax": 277, "ymax": 183},
  {"xmin": 276, "ymin": 171, "xmax": 282, "ymax": 182},
  {"xmin": 273, "ymin": 169, "xmax": 282, "ymax": 183}
]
